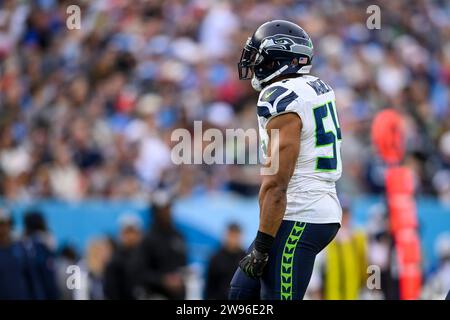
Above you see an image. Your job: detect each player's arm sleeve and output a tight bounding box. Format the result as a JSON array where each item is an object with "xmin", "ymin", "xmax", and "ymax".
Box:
[{"xmin": 258, "ymin": 112, "xmax": 302, "ymax": 236}]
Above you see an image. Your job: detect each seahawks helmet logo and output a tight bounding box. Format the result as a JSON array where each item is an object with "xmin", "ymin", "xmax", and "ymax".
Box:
[
  {"xmin": 264, "ymin": 37, "xmax": 295, "ymax": 51},
  {"xmin": 261, "ymin": 36, "xmax": 313, "ymax": 53}
]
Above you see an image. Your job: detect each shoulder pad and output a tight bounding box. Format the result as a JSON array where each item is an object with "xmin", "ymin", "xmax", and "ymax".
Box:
[{"xmin": 257, "ymin": 85, "xmax": 299, "ymax": 119}]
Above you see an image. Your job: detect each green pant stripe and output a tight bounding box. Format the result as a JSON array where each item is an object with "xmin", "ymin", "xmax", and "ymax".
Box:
[{"xmin": 280, "ymin": 221, "xmax": 306, "ymax": 300}]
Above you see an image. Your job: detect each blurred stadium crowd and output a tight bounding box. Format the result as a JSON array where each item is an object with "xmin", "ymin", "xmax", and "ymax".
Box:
[
  {"xmin": 1, "ymin": 0, "xmax": 450, "ymax": 201},
  {"xmin": 1, "ymin": 0, "xmax": 450, "ymax": 299}
]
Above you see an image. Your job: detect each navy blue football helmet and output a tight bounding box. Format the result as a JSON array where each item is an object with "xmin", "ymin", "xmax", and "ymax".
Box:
[{"xmin": 238, "ymin": 20, "xmax": 314, "ymax": 91}]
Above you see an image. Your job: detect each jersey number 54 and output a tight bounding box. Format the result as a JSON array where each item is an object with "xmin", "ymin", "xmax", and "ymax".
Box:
[{"xmin": 313, "ymin": 100, "xmax": 342, "ymax": 171}]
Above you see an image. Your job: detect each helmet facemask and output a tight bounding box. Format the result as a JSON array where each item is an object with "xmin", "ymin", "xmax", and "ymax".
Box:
[{"xmin": 238, "ymin": 38, "xmax": 263, "ymax": 81}]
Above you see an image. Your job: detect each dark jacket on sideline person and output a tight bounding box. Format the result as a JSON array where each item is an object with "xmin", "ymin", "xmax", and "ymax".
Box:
[
  {"xmin": 131, "ymin": 223, "xmax": 187, "ymax": 299},
  {"xmin": 23, "ymin": 234, "xmax": 60, "ymax": 299},
  {"xmin": 205, "ymin": 247, "xmax": 245, "ymax": 300},
  {"xmin": 104, "ymin": 246, "xmax": 138, "ymax": 300},
  {"xmin": 0, "ymin": 241, "xmax": 33, "ymax": 299}
]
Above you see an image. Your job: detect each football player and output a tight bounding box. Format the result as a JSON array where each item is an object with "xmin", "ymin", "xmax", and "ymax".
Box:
[{"xmin": 229, "ymin": 20, "xmax": 343, "ymax": 300}]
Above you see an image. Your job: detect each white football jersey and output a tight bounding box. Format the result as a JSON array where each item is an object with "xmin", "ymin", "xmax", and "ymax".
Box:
[{"xmin": 257, "ymin": 75, "xmax": 342, "ymax": 224}]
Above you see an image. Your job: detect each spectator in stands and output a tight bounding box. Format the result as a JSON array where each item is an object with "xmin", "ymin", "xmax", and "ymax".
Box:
[
  {"xmin": 48, "ymin": 143, "xmax": 83, "ymax": 201},
  {"xmin": 131, "ymin": 191, "xmax": 187, "ymax": 299},
  {"xmin": 205, "ymin": 222, "xmax": 245, "ymax": 300},
  {"xmin": 104, "ymin": 213, "xmax": 143, "ymax": 300}
]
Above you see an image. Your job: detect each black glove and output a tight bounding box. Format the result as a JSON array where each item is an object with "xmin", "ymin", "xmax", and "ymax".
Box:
[{"xmin": 239, "ymin": 248, "xmax": 269, "ymax": 279}]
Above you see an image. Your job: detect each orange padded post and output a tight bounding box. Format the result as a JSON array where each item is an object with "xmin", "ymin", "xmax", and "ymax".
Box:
[{"xmin": 372, "ymin": 109, "xmax": 421, "ymax": 300}]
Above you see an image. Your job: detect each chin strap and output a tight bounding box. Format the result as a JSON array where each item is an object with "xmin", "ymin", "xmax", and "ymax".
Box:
[
  {"xmin": 252, "ymin": 65, "xmax": 289, "ymax": 91},
  {"xmin": 261, "ymin": 65, "xmax": 289, "ymax": 84}
]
